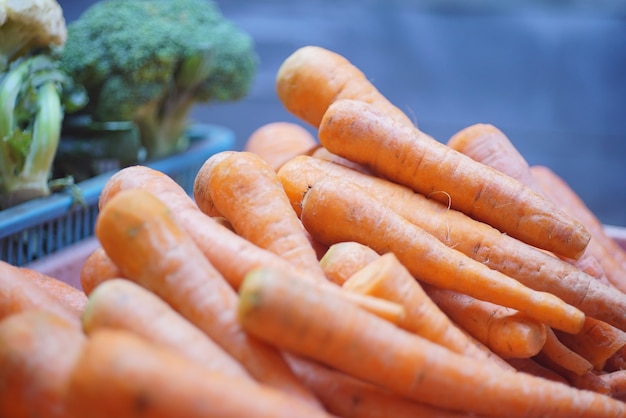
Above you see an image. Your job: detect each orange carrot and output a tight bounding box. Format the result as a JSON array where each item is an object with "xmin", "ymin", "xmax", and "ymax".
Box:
[
  {"xmin": 599, "ymin": 370, "xmax": 626, "ymax": 399},
  {"xmin": 286, "ymin": 356, "xmax": 480, "ymax": 418},
  {"xmin": 533, "ymin": 352, "xmax": 611, "ymax": 396},
  {"xmin": 531, "ymin": 164, "xmax": 626, "ymax": 290},
  {"xmin": 319, "ymin": 241, "xmax": 380, "ymax": 286},
  {"xmin": 343, "ymin": 252, "xmax": 513, "ymax": 369},
  {"xmin": 319, "ymin": 240, "xmax": 531, "ymax": 362},
  {"xmin": 425, "ymin": 286, "xmax": 547, "ymax": 359},
  {"xmin": 193, "ymin": 151, "xmax": 325, "ymax": 278},
  {"xmin": 0, "ymin": 260, "xmax": 80, "ymax": 325},
  {"xmin": 555, "ymin": 317, "xmax": 626, "ymax": 372},
  {"xmin": 310, "ymin": 145, "xmax": 372, "ymax": 174},
  {"xmin": 446, "ymin": 123, "xmax": 538, "ymax": 188},
  {"xmin": 243, "ymin": 121, "xmax": 318, "ymax": 171},
  {"xmin": 238, "ymin": 266, "xmax": 626, "ymax": 418},
  {"xmin": 97, "ymin": 165, "xmax": 421, "ymax": 324},
  {"xmin": 505, "ymin": 357, "xmax": 570, "ymax": 385},
  {"xmin": 277, "ymin": 155, "xmax": 626, "ymax": 331},
  {"xmin": 95, "ymin": 188, "xmax": 323, "ymax": 409},
  {"xmin": 531, "ymin": 164, "xmax": 626, "ymax": 269},
  {"xmin": 99, "ymin": 165, "xmax": 311, "ymax": 291},
  {"xmin": 606, "ymin": 346, "xmax": 626, "ymax": 372},
  {"xmin": 446, "ymin": 123, "xmax": 617, "ymax": 286},
  {"xmin": 292, "ymin": 173, "xmax": 585, "ymax": 333},
  {"xmin": 276, "ymin": 45, "xmax": 414, "ymax": 128},
  {"xmin": 18, "ymin": 267, "xmax": 87, "ymax": 318},
  {"xmin": 79, "ymin": 246, "xmax": 122, "ymax": 296},
  {"xmin": 212, "ymin": 215, "xmax": 236, "ymax": 232},
  {"xmin": 66, "ymin": 329, "xmax": 331, "ymax": 418},
  {"xmin": 0, "ymin": 310, "xmax": 86, "ymax": 418},
  {"xmin": 317, "ymin": 98, "xmax": 591, "ymax": 260},
  {"xmin": 541, "ymin": 327, "xmax": 594, "ymax": 376},
  {"xmin": 82, "ymin": 279, "xmax": 252, "ymax": 380}
]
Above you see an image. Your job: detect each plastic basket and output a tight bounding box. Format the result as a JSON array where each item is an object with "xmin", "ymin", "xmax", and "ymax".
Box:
[{"xmin": 0, "ymin": 123, "xmax": 234, "ymax": 267}]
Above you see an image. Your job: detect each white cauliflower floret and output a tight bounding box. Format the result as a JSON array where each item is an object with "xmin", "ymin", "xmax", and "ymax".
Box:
[{"xmin": 0, "ymin": 0, "xmax": 66, "ymax": 70}]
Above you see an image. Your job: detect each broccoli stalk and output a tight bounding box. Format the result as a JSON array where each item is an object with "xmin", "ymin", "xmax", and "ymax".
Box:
[
  {"xmin": 133, "ymin": 47, "xmax": 215, "ymax": 158},
  {"xmin": 0, "ymin": 54, "xmax": 85, "ymax": 209},
  {"xmin": 60, "ymin": 0, "xmax": 257, "ymax": 160}
]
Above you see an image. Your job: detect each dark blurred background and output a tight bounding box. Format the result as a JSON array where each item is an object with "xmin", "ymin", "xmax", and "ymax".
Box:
[{"xmin": 58, "ymin": 0, "xmax": 626, "ymax": 227}]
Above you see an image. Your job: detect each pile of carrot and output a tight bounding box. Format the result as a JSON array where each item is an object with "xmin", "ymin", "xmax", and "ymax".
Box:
[{"xmin": 1, "ymin": 45, "xmax": 626, "ymax": 417}]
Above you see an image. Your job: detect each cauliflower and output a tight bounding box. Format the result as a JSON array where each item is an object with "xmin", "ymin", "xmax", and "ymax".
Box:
[{"xmin": 0, "ymin": 0, "xmax": 67, "ymax": 70}]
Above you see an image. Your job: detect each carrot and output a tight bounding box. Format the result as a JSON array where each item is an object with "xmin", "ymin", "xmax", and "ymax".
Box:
[
  {"xmin": 319, "ymin": 240, "xmax": 532, "ymax": 361},
  {"xmin": 446, "ymin": 123, "xmax": 538, "ymax": 188},
  {"xmin": 18, "ymin": 267, "xmax": 88, "ymax": 318},
  {"xmin": 212, "ymin": 215, "xmax": 236, "ymax": 232},
  {"xmin": 277, "ymin": 155, "xmax": 626, "ymax": 331},
  {"xmin": 319, "ymin": 241, "xmax": 380, "ymax": 286},
  {"xmin": 531, "ymin": 164, "xmax": 626, "ymax": 290},
  {"xmin": 82, "ymin": 279, "xmax": 252, "ymax": 380},
  {"xmin": 317, "ymin": 98, "xmax": 591, "ymax": 260},
  {"xmin": 425, "ymin": 286, "xmax": 548, "ymax": 359},
  {"xmin": 276, "ymin": 45, "xmax": 414, "ymax": 128},
  {"xmin": 533, "ymin": 351, "xmax": 612, "ymax": 395},
  {"xmin": 286, "ymin": 356, "xmax": 479, "ymax": 418},
  {"xmin": 447, "ymin": 123, "xmax": 617, "ymax": 286},
  {"xmin": 95, "ymin": 188, "xmax": 323, "ymax": 410},
  {"xmin": 238, "ymin": 266, "xmax": 626, "ymax": 418},
  {"xmin": 541, "ymin": 327, "xmax": 594, "ymax": 376},
  {"xmin": 79, "ymin": 246, "xmax": 122, "ymax": 296},
  {"xmin": 531, "ymin": 164, "xmax": 626, "ymax": 269},
  {"xmin": 66, "ymin": 329, "xmax": 331, "ymax": 418},
  {"xmin": 97, "ymin": 165, "xmax": 423, "ymax": 324},
  {"xmin": 599, "ymin": 370, "xmax": 626, "ymax": 399},
  {"xmin": 243, "ymin": 121, "xmax": 319, "ymax": 171},
  {"xmin": 606, "ymin": 346, "xmax": 626, "ymax": 372},
  {"xmin": 0, "ymin": 310, "xmax": 86, "ymax": 418},
  {"xmin": 99, "ymin": 165, "xmax": 304, "ymax": 290},
  {"xmin": 555, "ymin": 317, "xmax": 626, "ymax": 372},
  {"xmin": 505, "ymin": 357, "xmax": 570, "ymax": 385},
  {"xmin": 310, "ymin": 145, "xmax": 372, "ymax": 174},
  {"xmin": 0, "ymin": 260, "xmax": 80, "ymax": 325},
  {"xmin": 343, "ymin": 252, "xmax": 513, "ymax": 369},
  {"xmin": 193, "ymin": 151, "xmax": 325, "ymax": 278},
  {"xmin": 292, "ymin": 173, "xmax": 585, "ymax": 333}
]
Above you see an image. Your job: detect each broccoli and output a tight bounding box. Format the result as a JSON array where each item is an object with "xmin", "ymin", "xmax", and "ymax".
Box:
[
  {"xmin": 60, "ymin": 0, "xmax": 258, "ymax": 159},
  {"xmin": 0, "ymin": 52, "xmax": 87, "ymax": 209},
  {"xmin": 0, "ymin": 0, "xmax": 67, "ymax": 71}
]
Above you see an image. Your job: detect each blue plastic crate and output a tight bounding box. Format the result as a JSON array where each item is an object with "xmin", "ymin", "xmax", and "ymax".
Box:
[{"xmin": 0, "ymin": 124, "xmax": 234, "ymax": 267}]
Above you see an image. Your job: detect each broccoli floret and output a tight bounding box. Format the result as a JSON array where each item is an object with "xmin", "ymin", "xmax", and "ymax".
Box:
[
  {"xmin": 60, "ymin": 0, "xmax": 258, "ymax": 159},
  {"xmin": 0, "ymin": 0, "xmax": 67, "ymax": 71},
  {"xmin": 0, "ymin": 53, "xmax": 87, "ymax": 209}
]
